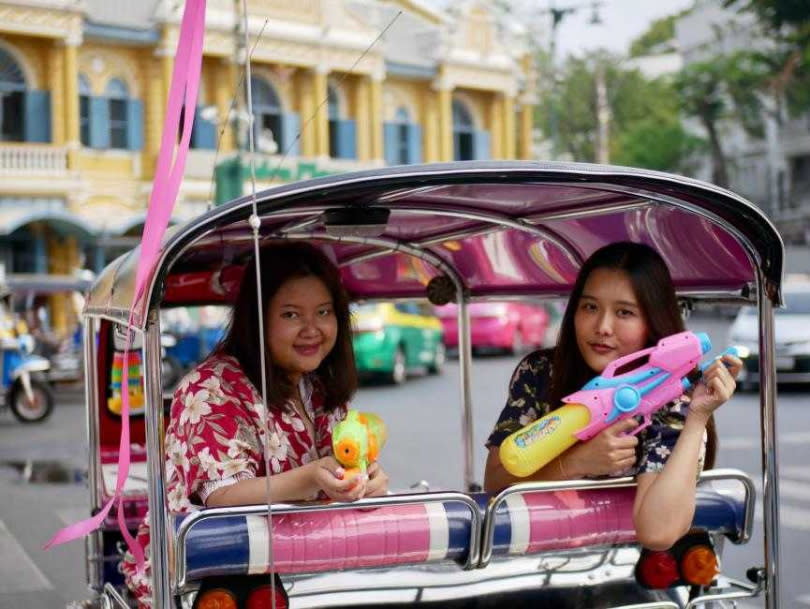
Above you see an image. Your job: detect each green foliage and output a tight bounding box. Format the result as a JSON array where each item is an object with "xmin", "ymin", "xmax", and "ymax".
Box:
[
  {"xmin": 535, "ymin": 51, "xmax": 703, "ymax": 173},
  {"xmin": 629, "ymin": 14, "xmax": 679, "ymax": 57}
]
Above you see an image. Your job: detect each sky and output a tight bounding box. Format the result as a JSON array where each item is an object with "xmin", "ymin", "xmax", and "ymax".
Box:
[{"xmin": 547, "ymin": 0, "xmax": 695, "ymax": 59}]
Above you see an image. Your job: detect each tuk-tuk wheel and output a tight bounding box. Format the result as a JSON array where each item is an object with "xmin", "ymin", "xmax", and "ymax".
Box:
[{"xmin": 9, "ymin": 377, "xmax": 54, "ymax": 423}]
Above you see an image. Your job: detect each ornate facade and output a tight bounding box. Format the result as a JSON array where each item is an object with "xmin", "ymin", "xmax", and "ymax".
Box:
[{"xmin": 0, "ymin": 0, "xmax": 535, "ymax": 332}]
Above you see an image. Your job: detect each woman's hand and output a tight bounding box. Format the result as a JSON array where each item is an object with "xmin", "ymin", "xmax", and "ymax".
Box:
[
  {"xmin": 311, "ymin": 456, "xmax": 368, "ymax": 502},
  {"xmin": 564, "ymin": 418, "xmax": 640, "ymax": 477},
  {"xmin": 365, "ymin": 461, "xmax": 389, "ymax": 497},
  {"xmin": 688, "ymin": 354, "xmax": 742, "ymax": 421}
]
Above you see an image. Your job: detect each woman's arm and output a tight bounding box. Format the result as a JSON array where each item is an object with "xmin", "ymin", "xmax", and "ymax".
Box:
[
  {"xmin": 633, "ymin": 355, "xmax": 740, "ymax": 550},
  {"xmin": 206, "ymin": 456, "xmax": 367, "ymax": 507}
]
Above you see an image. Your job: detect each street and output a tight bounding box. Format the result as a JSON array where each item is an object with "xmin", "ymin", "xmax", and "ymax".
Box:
[{"xmin": 0, "ymin": 314, "xmax": 808, "ymax": 608}]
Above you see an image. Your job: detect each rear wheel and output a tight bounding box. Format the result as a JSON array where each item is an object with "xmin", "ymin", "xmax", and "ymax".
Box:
[
  {"xmin": 9, "ymin": 377, "xmax": 54, "ymax": 423},
  {"xmin": 427, "ymin": 342, "xmax": 446, "ymax": 375},
  {"xmin": 389, "ymin": 346, "xmax": 407, "ymax": 385}
]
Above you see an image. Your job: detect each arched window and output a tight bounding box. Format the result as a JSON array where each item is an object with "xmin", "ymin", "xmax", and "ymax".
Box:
[
  {"xmin": 251, "ymin": 76, "xmax": 281, "ymax": 154},
  {"xmin": 452, "ymin": 99, "xmax": 475, "ymax": 161},
  {"xmin": 79, "ymin": 75, "xmax": 91, "ymax": 146},
  {"xmin": 106, "ymin": 78, "xmax": 129, "ymax": 149},
  {"xmin": 328, "ymin": 84, "xmax": 341, "ymax": 157},
  {"xmin": 394, "ymin": 107, "xmax": 410, "ymax": 164},
  {"xmin": 0, "ymin": 47, "xmax": 26, "ymax": 142}
]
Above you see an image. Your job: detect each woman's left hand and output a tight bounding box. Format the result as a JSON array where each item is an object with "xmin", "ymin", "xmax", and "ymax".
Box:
[
  {"xmin": 365, "ymin": 461, "xmax": 389, "ymax": 497},
  {"xmin": 689, "ymin": 354, "xmax": 742, "ymax": 419}
]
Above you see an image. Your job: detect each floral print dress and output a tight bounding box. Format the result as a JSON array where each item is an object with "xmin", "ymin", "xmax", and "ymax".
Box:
[
  {"xmin": 487, "ymin": 349, "xmax": 705, "ymax": 476},
  {"xmin": 121, "ymin": 352, "xmax": 347, "ymax": 607}
]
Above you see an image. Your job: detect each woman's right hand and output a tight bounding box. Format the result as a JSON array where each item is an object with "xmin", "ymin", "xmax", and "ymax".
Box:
[
  {"xmin": 563, "ymin": 418, "xmax": 640, "ymax": 477},
  {"xmin": 311, "ymin": 456, "xmax": 368, "ymax": 502}
]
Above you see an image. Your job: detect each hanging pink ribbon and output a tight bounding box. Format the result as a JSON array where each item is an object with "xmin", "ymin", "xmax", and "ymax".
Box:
[{"xmin": 46, "ymin": 0, "xmax": 207, "ymax": 573}]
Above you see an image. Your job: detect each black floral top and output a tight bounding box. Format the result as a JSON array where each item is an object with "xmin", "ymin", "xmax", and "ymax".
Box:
[{"xmin": 487, "ymin": 349, "xmax": 705, "ymax": 476}]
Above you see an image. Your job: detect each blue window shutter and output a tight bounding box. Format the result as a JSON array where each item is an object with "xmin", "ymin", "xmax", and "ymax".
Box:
[
  {"xmin": 383, "ymin": 122, "xmax": 399, "ymax": 165},
  {"xmin": 473, "ymin": 129, "xmax": 491, "ymax": 160},
  {"xmin": 336, "ymin": 119, "xmax": 356, "ymax": 159},
  {"xmin": 407, "ymin": 124, "xmax": 422, "ymax": 164},
  {"xmin": 192, "ymin": 106, "xmax": 217, "ymax": 149},
  {"xmin": 126, "ymin": 99, "xmax": 143, "ymax": 150},
  {"xmin": 89, "ymin": 96, "xmax": 110, "ymax": 149},
  {"xmin": 280, "ymin": 112, "xmax": 300, "ymax": 156},
  {"xmin": 24, "ymin": 90, "xmax": 51, "ymax": 142}
]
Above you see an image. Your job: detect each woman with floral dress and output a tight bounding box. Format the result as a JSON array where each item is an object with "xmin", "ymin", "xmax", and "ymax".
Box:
[
  {"xmin": 123, "ymin": 242, "xmax": 389, "ymax": 606},
  {"xmin": 484, "ymin": 242, "xmax": 741, "ymax": 551}
]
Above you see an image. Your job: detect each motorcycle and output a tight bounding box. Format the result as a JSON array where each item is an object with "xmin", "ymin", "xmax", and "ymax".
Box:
[{"xmin": 1, "ymin": 332, "xmax": 55, "ymax": 423}]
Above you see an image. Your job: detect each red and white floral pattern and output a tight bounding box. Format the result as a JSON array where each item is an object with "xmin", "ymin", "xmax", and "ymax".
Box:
[{"xmin": 121, "ymin": 353, "xmax": 346, "ymax": 607}]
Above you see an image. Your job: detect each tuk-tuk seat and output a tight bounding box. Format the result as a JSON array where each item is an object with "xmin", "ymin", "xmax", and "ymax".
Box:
[{"xmin": 174, "ymin": 494, "xmax": 480, "ymax": 587}]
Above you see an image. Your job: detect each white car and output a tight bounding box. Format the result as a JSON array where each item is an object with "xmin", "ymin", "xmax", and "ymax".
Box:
[{"xmin": 729, "ymin": 282, "xmax": 810, "ymax": 387}]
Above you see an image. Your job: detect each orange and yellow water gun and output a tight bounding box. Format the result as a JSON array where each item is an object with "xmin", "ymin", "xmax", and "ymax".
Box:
[{"xmin": 332, "ymin": 410, "xmax": 387, "ymax": 479}]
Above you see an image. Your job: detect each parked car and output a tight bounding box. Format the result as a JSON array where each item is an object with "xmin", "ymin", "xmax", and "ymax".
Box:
[
  {"xmin": 351, "ymin": 302, "xmax": 445, "ymax": 384},
  {"xmin": 435, "ymin": 302, "xmax": 549, "ymax": 355},
  {"xmin": 729, "ymin": 280, "xmax": 810, "ymax": 388}
]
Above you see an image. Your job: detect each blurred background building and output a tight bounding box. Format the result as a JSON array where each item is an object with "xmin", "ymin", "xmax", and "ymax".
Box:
[{"xmin": 0, "ymin": 0, "xmax": 536, "ymax": 333}]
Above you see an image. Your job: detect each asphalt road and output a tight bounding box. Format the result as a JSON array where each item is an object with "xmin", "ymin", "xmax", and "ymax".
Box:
[{"xmin": 0, "ymin": 315, "xmax": 808, "ymax": 608}]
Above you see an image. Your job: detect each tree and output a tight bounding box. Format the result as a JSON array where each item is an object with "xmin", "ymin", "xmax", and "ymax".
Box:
[{"xmin": 535, "ymin": 51, "xmax": 702, "ymax": 173}]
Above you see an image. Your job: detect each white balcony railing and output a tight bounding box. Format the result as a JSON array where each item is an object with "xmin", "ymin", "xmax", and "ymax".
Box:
[{"xmin": 0, "ymin": 145, "xmax": 68, "ymax": 176}]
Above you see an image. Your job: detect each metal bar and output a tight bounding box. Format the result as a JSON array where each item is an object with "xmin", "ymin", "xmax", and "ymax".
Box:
[
  {"xmin": 696, "ymin": 468, "xmax": 756, "ymax": 544},
  {"xmin": 757, "ymin": 272, "xmax": 781, "ymax": 609},
  {"xmin": 143, "ymin": 317, "xmax": 172, "ymax": 608},
  {"xmin": 103, "ymin": 582, "xmax": 131, "ymax": 609},
  {"xmin": 684, "ymin": 576, "xmax": 761, "ymax": 608},
  {"xmin": 83, "ymin": 316, "xmax": 103, "ymax": 593},
  {"xmin": 457, "ymin": 294, "xmax": 476, "ymax": 491},
  {"xmin": 174, "ymin": 492, "xmax": 483, "ymax": 590}
]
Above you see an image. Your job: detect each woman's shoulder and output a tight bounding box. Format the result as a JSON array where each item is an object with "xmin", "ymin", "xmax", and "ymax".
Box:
[
  {"xmin": 511, "ymin": 347, "xmax": 555, "ymax": 380},
  {"xmin": 174, "ymin": 352, "xmax": 248, "ymax": 396}
]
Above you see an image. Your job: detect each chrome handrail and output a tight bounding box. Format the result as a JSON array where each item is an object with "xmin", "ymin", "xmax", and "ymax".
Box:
[{"xmin": 174, "ymin": 491, "xmax": 483, "ymax": 591}]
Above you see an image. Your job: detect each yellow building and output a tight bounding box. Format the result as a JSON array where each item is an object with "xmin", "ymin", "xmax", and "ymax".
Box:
[{"xmin": 0, "ymin": 0, "xmax": 535, "ymax": 333}]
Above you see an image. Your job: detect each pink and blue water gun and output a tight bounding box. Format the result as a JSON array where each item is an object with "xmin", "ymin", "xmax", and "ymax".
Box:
[{"xmin": 500, "ymin": 331, "xmax": 739, "ymax": 478}]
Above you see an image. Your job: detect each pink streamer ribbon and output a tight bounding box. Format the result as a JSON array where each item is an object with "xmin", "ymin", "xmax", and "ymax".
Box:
[{"xmin": 45, "ymin": 0, "xmax": 207, "ymax": 574}]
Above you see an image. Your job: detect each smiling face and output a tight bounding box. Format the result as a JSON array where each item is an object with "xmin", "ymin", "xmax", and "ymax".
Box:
[
  {"xmin": 266, "ymin": 275, "xmax": 338, "ymax": 384},
  {"xmin": 574, "ymin": 267, "xmax": 650, "ymax": 374}
]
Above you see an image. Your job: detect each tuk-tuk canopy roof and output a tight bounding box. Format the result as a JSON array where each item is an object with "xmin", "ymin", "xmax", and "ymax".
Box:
[{"xmin": 86, "ymin": 162, "xmax": 784, "ymax": 330}]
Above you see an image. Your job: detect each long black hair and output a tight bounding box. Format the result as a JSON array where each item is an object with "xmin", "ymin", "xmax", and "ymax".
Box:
[
  {"xmin": 549, "ymin": 242, "xmax": 717, "ymax": 468},
  {"xmin": 219, "ymin": 241, "xmax": 357, "ymax": 412}
]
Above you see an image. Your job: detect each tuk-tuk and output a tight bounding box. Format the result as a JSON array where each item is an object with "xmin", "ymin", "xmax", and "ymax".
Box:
[{"xmin": 78, "ymin": 161, "xmax": 782, "ymax": 608}]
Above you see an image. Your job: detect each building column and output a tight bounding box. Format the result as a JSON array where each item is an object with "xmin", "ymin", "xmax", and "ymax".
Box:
[
  {"xmin": 489, "ymin": 93, "xmax": 504, "ymax": 160},
  {"xmin": 143, "ymin": 55, "xmax": 165, "ymax": 177},
  {"xmin": 519, "ymin": 102, "xmax": 533, "ymax": 160},
  {"xmin": 503, "ymin": 95, "xmax": 516, "ymax": 160},
  {"xmin": 355, "ymin": 76, "xmax": 371, "ymax": 161},
  {"xmin": 438, "ymin": 87, "xmax": 453, "ymax": 161},
  {"xmin": 297, "ymin": 69, "xmax": 316, "ymax": 157},
  {"xmin": 369, "ymin": 75, "xmax": 384, "ymax": 161},
  {"xmin": 63, "ymin": 39, "xmax": 80, "ymax": 169},
  {"xmin": 313, "ymin": 68, "xmax": 329, "ymax": 157},
  {"xmin": 422, "ymin": 89, "xmax": 440, "ymax": 163},
  {"xmin": 215, "ymin": 59, "xmax": 235, "ymax": 153},
  {"xmin": 49, "ymin": 43, "xmax": 65, "ymax": 145}
]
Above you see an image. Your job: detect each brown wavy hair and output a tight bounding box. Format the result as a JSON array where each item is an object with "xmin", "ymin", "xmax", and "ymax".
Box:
[
  {"xmin": 549, "ymin": 242, "xmax": 717, "ymax": 468},
  {"xmin": 220, "ymin": 241, "xmax": 357, "ymax": 412}
]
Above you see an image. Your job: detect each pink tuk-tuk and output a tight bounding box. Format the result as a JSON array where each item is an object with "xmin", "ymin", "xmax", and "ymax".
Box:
[{"xmin": 78, "ymin": 161, "xmax": 781, "ymax": 608}]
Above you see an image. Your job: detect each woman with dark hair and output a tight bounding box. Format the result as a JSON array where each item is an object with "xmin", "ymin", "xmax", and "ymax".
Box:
[
  {"xmin": 123, "ymin": 241, "xmax": 388, "ymax": 606},
  {"xmin": 483, "ymin": 242, "xmax": 741, "ymax": 551}
]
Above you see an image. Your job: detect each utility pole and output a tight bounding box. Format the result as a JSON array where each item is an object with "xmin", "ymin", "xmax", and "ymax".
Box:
[
  {"xmin": 595, "ymin": 61, "xmax": 610, "ymax": 164},
  {"xmin": 539, "ymin": 1, "xmax": 603, "ymax": 159}
]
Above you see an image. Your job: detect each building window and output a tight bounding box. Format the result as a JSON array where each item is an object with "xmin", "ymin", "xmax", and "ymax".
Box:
[
  {"xmin": 251, "ymin": 76, "xmax": 281, "ymax": 154},
  {"xmin": 79, "ymin": 75, "xmax": 91, "ymax": 146},
  {"xmin": 452, "ymin": 99, "xmax": 475, "ymax": 161},
  {"xmin": 395, "ymin": 107, "xmax": 410, "ymax": 165},
  {"xmin": 328, "ymin": 84, "xmax": 340, "ymax": 158},
  {"xmin": 0, "ymin": 47, "xmax": 26, "ymax": 142},
  {"xmin": 106, "ymin": 79, "xmax": 128, "ymax": 149}
]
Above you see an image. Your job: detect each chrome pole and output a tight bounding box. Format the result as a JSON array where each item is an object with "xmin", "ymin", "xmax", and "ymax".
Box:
[
  {"xmin": 757, "ymin": 272, "xmax": 780, "ymax": 609},
  {"xmin": 83, "ymin": 316, "xmax": 103, "ymax": 593},
  {"xmin": 457, "ymin": 292, "xmax": 476, "ymax": 491},
  {"xmin": 144, "ymin": 318, "xmax": 171, "ymax": 608}
]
